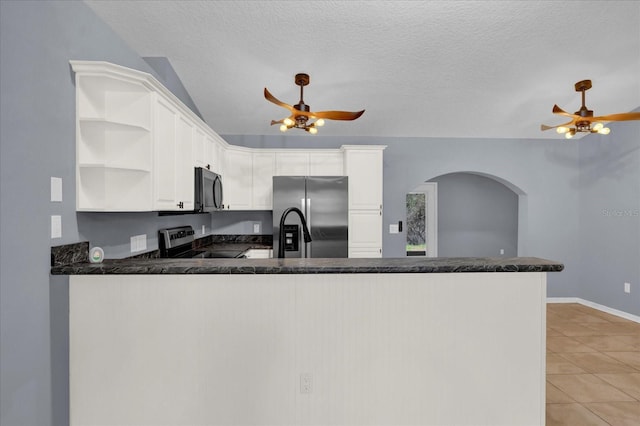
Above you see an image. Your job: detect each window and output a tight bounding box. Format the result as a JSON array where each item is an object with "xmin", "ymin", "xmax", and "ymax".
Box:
[{"xmin": 406, "ymin": 182, "xmax": 437, "ymax": 257}]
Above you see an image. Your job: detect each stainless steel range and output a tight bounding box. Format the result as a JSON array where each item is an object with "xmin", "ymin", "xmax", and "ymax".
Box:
[{"xmin": 158, "ymin": 226, "xmax": 245, "ymax": 259}]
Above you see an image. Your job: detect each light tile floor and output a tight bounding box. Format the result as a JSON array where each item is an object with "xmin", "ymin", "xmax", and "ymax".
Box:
[{"xmin": 546, "ymin": 303, "xmax": 640, "ymax": 425}]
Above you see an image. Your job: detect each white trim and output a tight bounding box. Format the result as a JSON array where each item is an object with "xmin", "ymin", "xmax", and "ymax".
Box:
[
  {"xmin": 408, "ymin": 182, "xmax": 438, "ymax": 257},
  {"xmin": 547, "ymin": 297, "xmax": 640, "ymax": 323}
]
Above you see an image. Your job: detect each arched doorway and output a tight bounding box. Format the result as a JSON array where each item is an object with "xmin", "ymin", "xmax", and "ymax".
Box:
[{"xmin": 427, "ymin": 172, "xmax": 520, "ymax": 257}]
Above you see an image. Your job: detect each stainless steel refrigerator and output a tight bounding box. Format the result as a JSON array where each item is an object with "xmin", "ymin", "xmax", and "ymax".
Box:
[{"xmin": 272, "ymin": 176, "xmax": 348, "ymax": 258}]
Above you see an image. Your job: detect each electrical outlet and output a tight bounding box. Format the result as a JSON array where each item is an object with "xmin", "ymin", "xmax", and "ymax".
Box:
[
  {"xmin": 130, "ymin": 234, "xmax": 147, "ymax": 253},
  {"xmin": 624, "ymin": 282, "xmax": 631, "ymax": 294},
  {"xmin": 50, "ymin": 177, "xmax": 62, "ymax": 202},
  {"xmin": 300, "ymin": 373, "xmax": 312, "ymax": 394},
  {"xmin": 500, "ymin": 249, "xmax": 504, "ymax": 255},
  {"xmin": 51, "ymin": 215, "xmax": 62, "ymax": 239},
  {"xmin": 253, "ymin": 222, "xmax": 261, "ymax": 234}
]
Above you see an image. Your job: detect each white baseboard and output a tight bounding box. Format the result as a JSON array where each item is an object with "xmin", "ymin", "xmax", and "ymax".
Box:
[{"xmin": 547, "ymin": 297, "xmax": 640, "ymax": 323}]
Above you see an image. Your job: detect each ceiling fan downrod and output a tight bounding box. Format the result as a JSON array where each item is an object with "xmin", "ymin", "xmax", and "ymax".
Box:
[{"xmin": 575, "ymin": 79, "xmax": 593, "ymax": 118}]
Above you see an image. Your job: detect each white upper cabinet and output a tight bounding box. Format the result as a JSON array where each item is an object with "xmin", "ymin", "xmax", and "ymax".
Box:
[
  {"xmin": 192, "ymin": 127, "xmax": 207, "ymax": 169},
  {"xmin": 252, "ymin": 152, "xmax": 276, "ymax": 210},
  {"xmin": 207, "ymin": 135, "xmax": 224, "ymax": 175},
  {"xmin": 152, "ymin": 97, "xmax": 194, "ymax": 211},
  {"xmin": 309, "ymin": 150, "xmax": 344, "ymax": 176},
  {"xmin": 222, "ymin": 147, "xmax": 253, "ymax": 210},
  {"xmin": 71, "ymin": 61, "xmax": 229, "ymax": 212},
  {"xmin": 153, "ymin": 96, "xmax": 179, "ymax": 210},
  {"xmin": 344, "ymin": 146, "xmax": 385, "ymax": 211},
  {"xmin": 175, "ymin": 115, "xmax": 194, "ymax": 210},
  {"xmin": 276, "ymin": 152, "xmax": 310, "ymax": 176},
  {"xmin": 75, "ymin": 72, "xmax": 153, "ymax": 211}
]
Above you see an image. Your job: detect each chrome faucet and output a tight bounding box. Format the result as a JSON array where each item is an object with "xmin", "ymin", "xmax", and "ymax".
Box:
[{"xmin": 277, "ymin": 207, "xmax": 312, "ymax": 258}]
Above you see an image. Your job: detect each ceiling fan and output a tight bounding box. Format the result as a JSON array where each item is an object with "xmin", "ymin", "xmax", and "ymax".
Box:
[
  {"xmin": 541, "ymin": 79, "xmax": 640, "ymax": 139},
  {"xmin": 264, "ymin": 73, "xmax": 365, "ymax": 134}
]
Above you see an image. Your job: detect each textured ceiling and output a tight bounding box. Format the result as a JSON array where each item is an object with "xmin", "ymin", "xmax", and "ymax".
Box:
[{"xmin": 84, "ymin": 0, "xmax": 640, "ymax": 140}]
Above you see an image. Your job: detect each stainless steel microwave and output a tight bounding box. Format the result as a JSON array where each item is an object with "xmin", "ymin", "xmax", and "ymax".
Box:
[{"xmin": 194, "ymin": 167, "xmax": 223, "ymax": 212}]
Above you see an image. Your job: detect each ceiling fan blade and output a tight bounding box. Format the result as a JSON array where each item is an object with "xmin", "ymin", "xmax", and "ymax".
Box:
[
  {"xmin": 312, "ymin": 109, "xmax": 365, "ymax": 121},
  {"xmin": 590, "ymin": 111, "xmax": 640, "ymax": 122},
  {"xmin": 540, "ymin": 119, "xmax": 576, "ymax": 131},
  {"xmin": 552, "ymin": 104, "xmax": 577, "ymax": 117},
  {"xmin": 264, "ymin": 88, "xmax": 295, "ymax": 113}
]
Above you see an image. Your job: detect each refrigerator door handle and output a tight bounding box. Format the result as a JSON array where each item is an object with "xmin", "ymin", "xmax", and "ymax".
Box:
[
  {"xmin": 306, "ymin": 198, "xmax": 311, "ymax": 258},
  {"xmin": 301, "ymin": 198, "xmax": 307, "ymax": 258}
]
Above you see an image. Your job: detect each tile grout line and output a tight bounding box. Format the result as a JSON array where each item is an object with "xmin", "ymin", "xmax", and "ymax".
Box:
[{"xmin": 546, "ymin": 303, "xmax": 640, "ymax": 425}]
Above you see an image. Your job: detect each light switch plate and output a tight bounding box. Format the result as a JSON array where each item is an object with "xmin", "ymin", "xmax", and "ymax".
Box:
[
  {"xmin": 389, "ymin": 224, "xmax": 399, "ymax": 234},
  {"xmin": 51, "ymin": 215, "xmax": 62, "ymax": 238},
  {"xmin": 51, "ymin": 177, "xmax": 62, "ymax": 202},
  {"xmin": 253, "ymin": 222, "xmax": 261, "ymax": 234}
]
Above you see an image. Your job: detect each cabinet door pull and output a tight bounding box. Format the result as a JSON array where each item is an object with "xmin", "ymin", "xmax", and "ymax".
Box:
[{"xmin": 177, "ymin": 201, "xmax": 184, "ymax": 209}]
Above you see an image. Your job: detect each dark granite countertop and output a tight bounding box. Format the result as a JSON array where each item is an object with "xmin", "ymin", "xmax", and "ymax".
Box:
[{"xmin": 51, "ymin": 256, "xmax": 563, "ymax": 275}]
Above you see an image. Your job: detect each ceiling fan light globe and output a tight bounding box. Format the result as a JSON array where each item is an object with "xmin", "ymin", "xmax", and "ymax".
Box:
[
  {"xmin": 565, "ymin": 131, "xmax": 574, "ymax": 139},
  {"xmin": 592, "ymin": 122, "xmax": 603, "ymax": 132},
  {"xmin": 283, "ymin": 118, "xmax": 294, "ymax": 126},
  {"xmin": 315, "ymin": 119, "xmax": 325, "ymax": 127},
  {"xmin": 308, "ymin": 127, "xmax": 318, "ymax": 135},
  {"xmin": 279, "ymin": 124, "xmax": 288, "ymax": 132},
  {"xmin": 598, "ymin": 127, "xmax": 610, "ymax": 135},
  {"xmin": 556, "ymin": 126, "xmax": 570, "ymax": 134}
]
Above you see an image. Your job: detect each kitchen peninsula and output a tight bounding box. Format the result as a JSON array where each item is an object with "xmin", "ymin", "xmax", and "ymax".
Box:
[{"xmin": 53, "ymin": 255, "xmax": 562, "ymax": 426}]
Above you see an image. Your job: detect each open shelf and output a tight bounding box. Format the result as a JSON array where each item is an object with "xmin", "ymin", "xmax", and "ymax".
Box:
[
  {"xmin": 77, "ymin": 167, "xmax": 152, "ymax": 211},
  {"xmin": 78, "ymin": 119, "xmax": 151, "ymax": 171},
  {"xmin": 77, "ymin": 75, "xmax": 152, "ymax": 129}
]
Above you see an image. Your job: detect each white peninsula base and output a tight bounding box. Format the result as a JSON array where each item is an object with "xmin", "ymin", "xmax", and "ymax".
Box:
[{"xmin": 70, "ymin": 272, "xmax": 547, "ymax": 425}]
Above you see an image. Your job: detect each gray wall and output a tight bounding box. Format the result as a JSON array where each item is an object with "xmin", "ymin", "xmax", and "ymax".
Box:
[
  {"xmin": 578, "ymin": 119, "xmax": 640, "ymax": 315},
  {"xmin": 0, "ymin": 2, "xmax": 219, "ymax": 425},
  {"xmin": 428, "ymin": 173, "xmax": 519, "ymax": 257}
]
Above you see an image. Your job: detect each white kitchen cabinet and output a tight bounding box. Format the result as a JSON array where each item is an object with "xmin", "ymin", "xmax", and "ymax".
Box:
[
  {"xmin": 153, "ymin": 97, "xmax": 194, "ymax": 211},
  {"xmin": 276, "ymin": 152, "xmax": 310, "ymax": 176},
  {"xmin": 343, "ymin": 145, "xmax": 386, "ymax": 258},
  {"xmin": 70, "ymin": 61, "xmax": 386, "ymax": 236},
  {"xmin": 75, "ymin": 74, "xmax": 153, "ymax": 211},
  {"xmin": 344, "ymin": 146, "xmax": 384, "ymax": 210},
  {"xmin": 223, "ymin": 147, "xmax": 253, "ymax": 210},
  {"xmin": 252, "ymin": 152, "xmax": 276, "ymax": 210},
  {"xmin": 153, "ymin": 96, "xmax": 178, "ymax": 210},
  {"xmin": 309, "ymin": 150, "xmax": 344, "ymax": 175},
  {"xmin": 71, "ymin": 61, "xmax": 230, "ymax": 212},
  {"xmin": 192, "ymin": 127, "xmax": 207, "ymax": 169},
  {"xmin": 208, "ymin": 135, "xmax": 224, "ymax": 175},
  {"xmin": 196, "ymin": 129, "xmax": 225, "ymax": 174},
  {"xmin": 348, "ymin": 209, "xmax": 383, "ymax": 257},
  {"xmin": 175, "ymin": 115, "xmax": 194, "ymax": 210}
]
